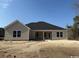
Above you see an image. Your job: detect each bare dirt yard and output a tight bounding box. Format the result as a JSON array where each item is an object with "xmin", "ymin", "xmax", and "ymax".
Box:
[{"xmin": 0, "ymin": 40, "xmax": 79, "ymax": 58}]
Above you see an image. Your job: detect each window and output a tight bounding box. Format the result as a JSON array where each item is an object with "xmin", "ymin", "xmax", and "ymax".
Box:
[
  {"xmin": 60, "ymin": 32, "xmax": 63, "ymax": 37},
  {"xmin": 57, "ymin": 32, "xmax": 59, "ymax": 37},
  {"xmin": 56, "ymin": 32, "xmax": 63, "ymax": 37},
  {"xmin": 13, "ymin": 31, "xmax": 17, "ymax": 37},
  {"xmin": 13, "ymin": 30, "xmax": 21, "ymax": 37},
  {"xmin": 17, "ymin": 31, "xmax": 21, "ymax": 37}
]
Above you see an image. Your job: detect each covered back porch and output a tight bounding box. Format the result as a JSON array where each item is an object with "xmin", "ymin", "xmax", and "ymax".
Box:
[{"xmin": 34, "ymin": 31, "xmax": 52, "ymax": 40}]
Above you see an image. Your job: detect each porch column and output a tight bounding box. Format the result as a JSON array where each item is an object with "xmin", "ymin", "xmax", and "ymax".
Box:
[{"xmin": 43, "ymin": 32, "xmax": 44, "ymax": 40}]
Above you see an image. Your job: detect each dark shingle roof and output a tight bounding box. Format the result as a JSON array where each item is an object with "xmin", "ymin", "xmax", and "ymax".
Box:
[
  {"xmin": 0, "ymin": 28, "xmax": 4, "ymax": 37},
  {"xmin": 26, "ymin": 21, "xmax": 65, "ymax": 30}
]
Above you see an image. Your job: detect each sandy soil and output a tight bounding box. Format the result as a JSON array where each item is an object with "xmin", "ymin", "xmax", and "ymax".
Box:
[{"xmin": 0, "ymin": 40, "xmax": 79, "ymax": 58}]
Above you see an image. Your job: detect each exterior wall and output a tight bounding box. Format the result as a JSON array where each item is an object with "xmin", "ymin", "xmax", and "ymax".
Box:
[
  {"xmin": 30, "ymin": 30, "xmax": 67, "ymax": 40},
  {"xmin": 51, "ymin": 30, "xmax": 67, "ymax": 40},
  {"xmin": 29, "ymin": 30, "xmax": 35, "ymax": 40},
  {"xmin": 4, "ymin": 22, "xmax": 30, "ymax": 41}
]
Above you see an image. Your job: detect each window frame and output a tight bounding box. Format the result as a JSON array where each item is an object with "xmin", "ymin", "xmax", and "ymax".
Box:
[
  {"xmin": 13, "ymin": 31, "xmax": 17, "ymax": 37},
  {"xmin": 60, "ymin": 32, "xmax": 63, "ymax": 37},
  {"xmin": 56, "ymin": 32, "xmax": 63, "ymax": 37},
  {"xmin": 13, "ymin": 30, "xmax": 21, "ymax": 37},
  {"xmin": 57, "ymin": 32, "xmax": 59, "ymax": 37},
  {"xmin": 17, "ymin": 31, "xmax": 21, "ymax": 37}
]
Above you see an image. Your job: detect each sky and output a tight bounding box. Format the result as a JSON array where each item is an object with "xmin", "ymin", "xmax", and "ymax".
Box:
[{"xmin": 0, "ymin": 0, "xmax": 76, "ymax": 28}]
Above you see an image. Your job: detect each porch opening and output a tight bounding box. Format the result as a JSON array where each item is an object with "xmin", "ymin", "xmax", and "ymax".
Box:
[{"xmin": 35, "ymin": 32, "xmax": 52, "ymax": 40}]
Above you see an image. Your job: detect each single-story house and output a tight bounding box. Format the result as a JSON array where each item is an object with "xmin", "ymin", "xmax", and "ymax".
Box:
[{"xmin": 0, "ymin": 20, "xmax": 67, "ymax": 41}]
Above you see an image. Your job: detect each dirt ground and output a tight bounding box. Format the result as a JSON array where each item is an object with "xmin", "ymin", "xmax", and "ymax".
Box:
[{"xmin": 0, "ymin": 40, "xmax": 79, "ymax": 58}]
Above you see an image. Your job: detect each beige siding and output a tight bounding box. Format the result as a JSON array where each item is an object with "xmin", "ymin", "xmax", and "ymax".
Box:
[
  {"xmin": 52, "ymin": 30, "xmax": 67, "ymax": 40},
  {"xmin": 30, "ymin": 30, "xmax": 67, "ymax": 40},
  {"xmin": 4, "ymin": 21, "xmax": 30, "ymax": 41},
  {"xmin": 29, "ymin": 30, "xmax": 35, "ymax": 39}
]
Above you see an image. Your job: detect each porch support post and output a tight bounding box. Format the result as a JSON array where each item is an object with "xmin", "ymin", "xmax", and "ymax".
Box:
[{"xmin": 43, "ymin": 32, "xmax": 44, "ymax": 40}]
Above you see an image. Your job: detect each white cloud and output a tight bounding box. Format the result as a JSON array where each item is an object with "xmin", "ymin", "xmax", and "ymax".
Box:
[{"xmin": 0, "ymin": 0, "xmax": 13, "ymax": 8}]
